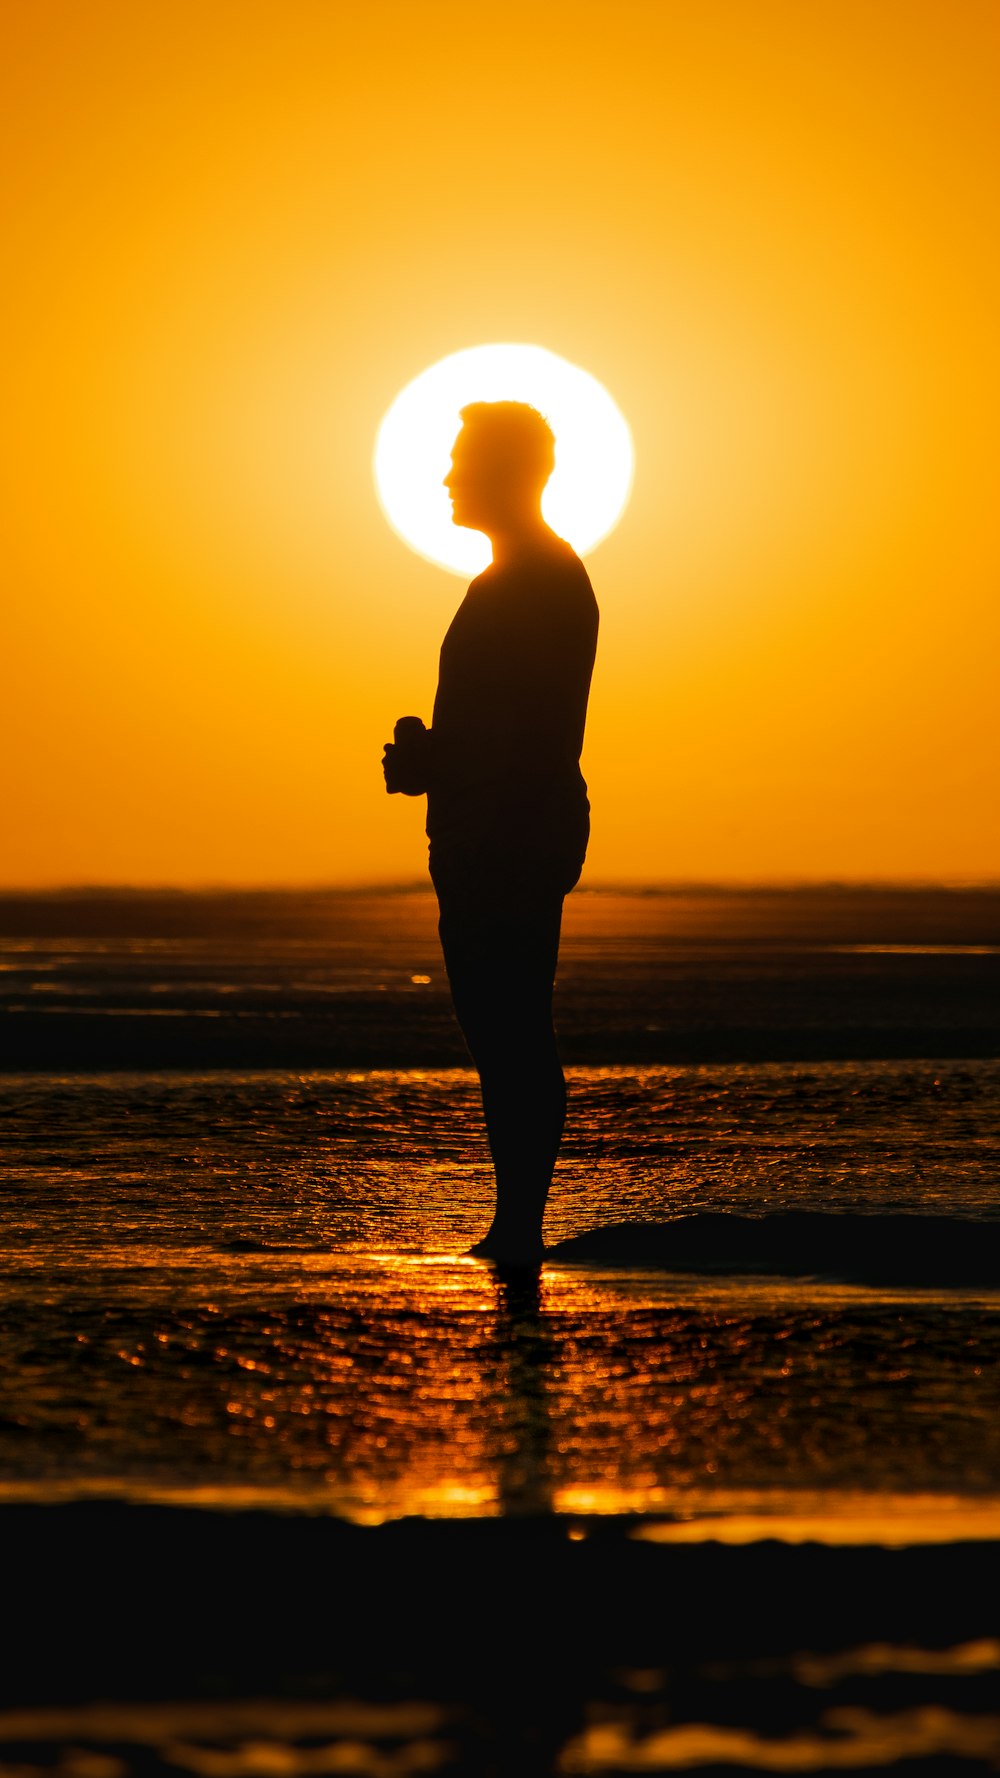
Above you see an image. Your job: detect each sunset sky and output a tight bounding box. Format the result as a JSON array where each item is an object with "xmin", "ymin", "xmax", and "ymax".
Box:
[{"xmin": 5, "ymin": 0, "xmax": 998, "ymax": 886}]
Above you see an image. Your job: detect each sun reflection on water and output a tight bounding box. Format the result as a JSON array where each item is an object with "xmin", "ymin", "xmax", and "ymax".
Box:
[{"xmin": 2, "ymin": 1243, "xmax": 998, "ymax": 1539}]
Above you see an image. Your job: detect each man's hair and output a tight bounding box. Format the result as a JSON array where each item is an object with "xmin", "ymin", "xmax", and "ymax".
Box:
[{"xmin": 458, "ymin": 401, "xmax": 556, "ymax": 487}]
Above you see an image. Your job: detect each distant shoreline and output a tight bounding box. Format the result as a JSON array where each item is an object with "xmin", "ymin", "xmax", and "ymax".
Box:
[
  {"xmin": 2, "ymin": 884, "xmax": 997, "ymax": 1069},
  {"xmin": 2, "ymin": 880, "xmax": 999, "ymax": 937}
]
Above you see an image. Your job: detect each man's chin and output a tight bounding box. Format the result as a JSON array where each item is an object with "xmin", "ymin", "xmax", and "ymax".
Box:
[{"xmin": 450, "ymin": 510, "xmax": 488, "ymax": 535}]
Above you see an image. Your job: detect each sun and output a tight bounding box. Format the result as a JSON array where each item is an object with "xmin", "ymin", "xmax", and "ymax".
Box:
[{"xmin": 374, "ymin": 343, "xmax": 634, "ymax": 576}]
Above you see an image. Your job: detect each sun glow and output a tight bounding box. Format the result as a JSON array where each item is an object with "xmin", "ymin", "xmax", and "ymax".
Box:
[{"xmin": 374, "ymin": 343, "xmax": 634, "ymax": 576}]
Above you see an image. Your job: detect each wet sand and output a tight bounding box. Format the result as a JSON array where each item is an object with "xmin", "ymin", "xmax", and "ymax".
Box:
[
  {"xmin": 8, "ymin": 1501, "xmax": 998, "ymax": 1686},
  {"xmin": 4, "ymin": 1504, "xmax": 999, "ymax": 1773}
]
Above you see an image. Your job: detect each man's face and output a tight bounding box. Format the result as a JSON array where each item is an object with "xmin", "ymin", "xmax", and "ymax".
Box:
[{"xmin": 443, "ymin": 428, "xmax": 492, "ymax": 533}]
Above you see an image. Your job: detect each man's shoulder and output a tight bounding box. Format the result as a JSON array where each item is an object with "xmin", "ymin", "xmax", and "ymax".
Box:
[
  {"xmin": 544, "ymin": 544, "xmax": 598, "ymax": 628},
  {"xmin": 511, "ymin": 539, "xmax": 596, "ymax": 602}
]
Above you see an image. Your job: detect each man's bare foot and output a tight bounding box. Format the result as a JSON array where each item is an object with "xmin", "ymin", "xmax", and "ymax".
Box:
[{"xmin": 467, "ymin": 1230, "xmax": 545, "ymax": 1266}]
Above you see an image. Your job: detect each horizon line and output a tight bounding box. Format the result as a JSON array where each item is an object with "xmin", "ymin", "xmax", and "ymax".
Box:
[{"xmin": 2, "ymin": 877, "xmax": 1000, "ymax": 897}]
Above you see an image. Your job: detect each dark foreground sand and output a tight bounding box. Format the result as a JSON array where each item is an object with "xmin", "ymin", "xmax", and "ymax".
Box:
[{"xmin": 4, "ymin": 1505, "xmax": 1000, "ymax": 1773}]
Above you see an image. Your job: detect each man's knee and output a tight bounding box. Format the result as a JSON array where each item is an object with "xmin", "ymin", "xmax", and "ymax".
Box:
[{"xmin": 457, "ymin": 1004, "xmax": 559, "ymax": 1075}]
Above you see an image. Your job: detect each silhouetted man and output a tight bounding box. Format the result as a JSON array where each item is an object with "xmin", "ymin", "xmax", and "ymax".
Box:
[{"xmin": 383, "ymin": 402, "xmax": 598, "ymax": 1263}]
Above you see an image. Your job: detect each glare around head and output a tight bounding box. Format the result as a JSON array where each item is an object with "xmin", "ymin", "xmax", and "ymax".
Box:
[{"xmin": 374, "ymin": 344, "xmax": 634, "ymax": 576}]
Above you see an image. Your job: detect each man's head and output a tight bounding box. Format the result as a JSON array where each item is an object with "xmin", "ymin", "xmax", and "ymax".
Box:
[{"xmin": 444, "ymin": 402, "xmax": 555, "ymax": 535}]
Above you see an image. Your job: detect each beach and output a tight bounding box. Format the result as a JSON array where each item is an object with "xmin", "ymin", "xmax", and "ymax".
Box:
[
  {"xmin": 5, "ymin": 1506, "xmax": 1000, "ymax": 1773},
  {"xmin": 2, "ymin": 886, "xmax": 999, "ymax": 1772}
]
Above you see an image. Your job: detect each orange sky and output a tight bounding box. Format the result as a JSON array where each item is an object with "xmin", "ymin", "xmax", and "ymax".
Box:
[{"xmin": 4, "ymin": 0, "xmax": 998, "ymax": 886}]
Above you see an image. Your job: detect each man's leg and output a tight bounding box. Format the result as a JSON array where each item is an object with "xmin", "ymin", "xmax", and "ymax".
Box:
[{"xmin": 438, "ymin": 894, "xmax": 566, "ymax": 1262}]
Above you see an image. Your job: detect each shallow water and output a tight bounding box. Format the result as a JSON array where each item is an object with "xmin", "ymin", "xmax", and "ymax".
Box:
[{"xmin": 3, "ymin": 1059, "xmax": 998, "ymax": 1530}]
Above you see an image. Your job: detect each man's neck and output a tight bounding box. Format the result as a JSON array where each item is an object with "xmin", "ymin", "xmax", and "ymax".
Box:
[{"xmin": 487, "ymin": 516, "xmax": 558, "ymax": 571}]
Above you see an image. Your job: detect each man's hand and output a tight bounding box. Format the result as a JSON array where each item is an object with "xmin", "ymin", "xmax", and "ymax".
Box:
[{"xmin": 382, "ymin": 716, "xmax": 429, "ymax": 795}]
